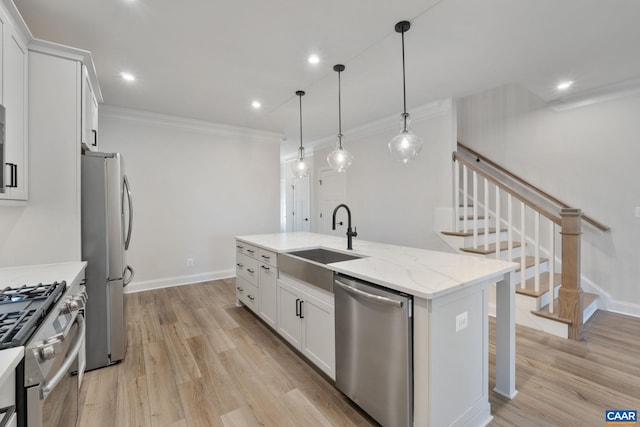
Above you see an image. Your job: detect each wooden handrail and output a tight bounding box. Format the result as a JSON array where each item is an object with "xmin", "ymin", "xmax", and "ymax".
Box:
[
  {"xmin": 457, "ymin": 143, "xmax": 610, "ymax": 232},
  {"xmin": 453, "ymin": 151, "xmax": 562, "ymax": 225}
]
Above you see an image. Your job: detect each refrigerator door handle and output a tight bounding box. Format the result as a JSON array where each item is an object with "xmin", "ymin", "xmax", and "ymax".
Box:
[
  {"xmin": 122, "ymin": 175, "xmax": 133, "ymax": 250},
  {"xmin": 123, "ymin": 265, "xmax": 135, "ymax": 287}
]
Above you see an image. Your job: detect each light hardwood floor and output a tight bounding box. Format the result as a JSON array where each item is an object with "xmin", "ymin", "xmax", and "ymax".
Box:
[{"xmin": 78, "ymin": 279, "xmax": 640, "ymax": 427}]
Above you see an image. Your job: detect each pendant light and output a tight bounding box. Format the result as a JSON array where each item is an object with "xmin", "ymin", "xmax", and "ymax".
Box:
[
  {"xmin": 291, "ymin": 90, "xmax": 310, "ymax": 178},
  {"xmin": 388, "ymin": 20, "xmax": 423, "ymax": 163},
  {"xmin": 327, "ymin": 64, "xmax": 353, "ymax": 173}
]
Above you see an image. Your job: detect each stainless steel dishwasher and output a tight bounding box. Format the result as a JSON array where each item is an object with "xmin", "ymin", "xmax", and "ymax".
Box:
[{"xmin": 334, "ymin": 274, "xmax": 413, "ymax": 427}]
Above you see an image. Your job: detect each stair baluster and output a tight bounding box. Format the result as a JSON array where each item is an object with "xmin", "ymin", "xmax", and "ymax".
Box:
[
  {"xmin": 495, "ymin": 186, "xmax": 501, "ymax": 260},
  {"xmin": 520, "ymin": 202, "xmax": 526, "ymax": 290}
]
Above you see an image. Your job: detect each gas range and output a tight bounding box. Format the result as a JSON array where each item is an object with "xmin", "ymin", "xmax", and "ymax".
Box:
[
  {"xmin": 0, "ymin": 277, "xmax": 86, "ymax": 427},
  {"xmin": 0, "ymin": 282, "xmax": 67, "ymax": 350}
]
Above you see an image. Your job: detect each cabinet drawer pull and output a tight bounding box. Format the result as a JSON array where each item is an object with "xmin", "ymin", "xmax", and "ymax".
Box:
[
  {"xmin": 236, "ymin": 263, "xmax": 243, "ymax": 268},
  {"xmin": 299, "ymin": 300, "xmax": 304, "ymax": 319},
  {"xmin": 236, "ymin": 245, "xmax": 244, "ymax": 249},
  {"xmin": 261, "ymin": 255, "xmax": 270, "ymax": 260},
  {"xmin": 261, "ymin": 265, "xmax": 270, "ymax": 271},
  {"xmin": 236, "ymin": 286, "xmax": 244, "ymax": 292},
  {"xmin": 5, "ymin": 163, "xmax": 17, "ymax": 188},
  {"xmin": 295, "ymin": 298, "xmax": 300, "ymax": 317},
  {"xmin": 248, "ymin": 295, "xmax": 255, "ymax": 301},
  {"xmin": 247, "ymin": 249, "xmax": 255, "ymax": 254},
  {"xmin": 91, "ymin": 129, "xmax": 98, "ymax": 146},
  {"xmin": 247, "ymin": 268, "xmax": 255, "ymax": 274}
]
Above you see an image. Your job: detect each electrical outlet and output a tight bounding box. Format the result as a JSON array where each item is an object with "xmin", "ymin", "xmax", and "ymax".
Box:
[
  {"xmin": 635, "ymin": 207, "xmax": 640, "ymax": 218},
  {"xmin": 186, "ymin": 258, "xmax": 194, "ymax": 267},
  {"xmin": 456, "ymin": 311, "xmax": 468, "ymax": 332}
]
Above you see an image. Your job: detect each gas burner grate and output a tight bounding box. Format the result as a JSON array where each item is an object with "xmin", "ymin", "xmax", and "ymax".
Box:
[
  {"xmin": 0, "ymin": 282, "xmax": 63, "ymax": 304},
  {"xmin": 0, "ymin": 309, "xmax": 38, "ymax": 349},
  {"xmin": 0, "ymin": 281, "xmax": 67, "ymax": 349}
]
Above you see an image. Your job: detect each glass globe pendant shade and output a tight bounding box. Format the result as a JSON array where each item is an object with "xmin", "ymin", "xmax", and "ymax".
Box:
[
  {"xmin": 388, "ymin": 114, "xmax": 423, "ymax": 163},
  {"xmin": 327, "ymin": 139, "xmax": 353, "ymax": 173},
  {"xmin": 291, "ymin": 147, "xmax": 310, "ymax": 178}
]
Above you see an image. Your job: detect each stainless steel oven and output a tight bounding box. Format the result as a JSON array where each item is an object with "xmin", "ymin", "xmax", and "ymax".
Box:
[
  {"xmin": 18, "ymin": 281, "xmax": 87, "ymax": 427},
  {"xmin": 26, "ymin": 314, "xmax": 84, "ymax": 427}
]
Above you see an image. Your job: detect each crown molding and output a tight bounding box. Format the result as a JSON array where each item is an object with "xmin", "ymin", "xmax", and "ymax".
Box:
[
  {"xmin": 548, "ymin": 77, "xmax": 640, "ymax": 111},
  {"xmin": 100, "ymin": 104, "xmax": 283, "ymax": 142},
  {"xmin": 308, "ymin": 98, "xmax": 453, "ymax": 152}
]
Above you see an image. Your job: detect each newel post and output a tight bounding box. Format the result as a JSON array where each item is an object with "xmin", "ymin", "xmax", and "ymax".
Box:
[{"xmin": 559, "ymin": 208, "xmax": 584, "ymax": 340}]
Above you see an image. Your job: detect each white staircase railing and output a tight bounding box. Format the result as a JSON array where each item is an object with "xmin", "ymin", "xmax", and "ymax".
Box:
[{"xmin": 452, "ymin": 143, "xmax": 609, "ymax": 340}]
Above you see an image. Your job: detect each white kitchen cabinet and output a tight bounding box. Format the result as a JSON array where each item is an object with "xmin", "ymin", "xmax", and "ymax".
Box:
[
  {"xmin": 81, "ymin": 65, "xmax": 99, "ymax": 151},
  {"xmin": 277, "ymin": 276, "xmax": 335, "ymax": 379},
  {"xmin": 0, "ymin": 3, "xmax": 28, "ymax": 201},
  {"xmin": 258, "ymin": 248, "xmax": 277, "ymax": 328},
  {"xmin": 235, "ymin": 241, "xmax": 279, "ymax": 326}
]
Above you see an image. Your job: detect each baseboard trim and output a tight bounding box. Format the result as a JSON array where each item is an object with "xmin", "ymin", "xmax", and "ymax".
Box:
[
  {"xmin": 124, "ymin": 269, "xmax": 235, "ymax": 294},
  {"xmin": 606, "ymin": 299, "xmax": 640, "ymax": 318}
]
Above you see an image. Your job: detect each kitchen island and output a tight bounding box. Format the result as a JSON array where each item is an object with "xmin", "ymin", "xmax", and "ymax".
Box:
[{"xmin": 235, "ymin": 232, "xmax": 517, "ymax": 427}]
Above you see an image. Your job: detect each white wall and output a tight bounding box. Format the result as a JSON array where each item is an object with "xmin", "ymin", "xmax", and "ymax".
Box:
[
  {"xmin": 307, "ymin": 99, "xmax": 456, "ymax": 251},
  {"xmin": 99, "ymin": 107, "xmax": 281, "ymax": 292},
  {"xmin": 458, "ymin": 84, "xmax": 640, "ymax": 312}
]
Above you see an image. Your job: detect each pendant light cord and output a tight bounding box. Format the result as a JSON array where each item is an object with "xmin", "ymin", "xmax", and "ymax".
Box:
[
  {"xmin": 338, "ymin": 70, "xmax": 343, "ymax": 149},
  {"xmin": 401, "ymin": 28, "xmax": 408, "ymax": 132},
  {"xmin": 299, "ymin": 93, "xmax": 303, "ymax": 152}
]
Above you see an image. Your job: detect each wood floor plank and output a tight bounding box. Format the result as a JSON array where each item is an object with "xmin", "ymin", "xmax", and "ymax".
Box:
[
  {"xmin": 79, "ymin": 279, "xmax": 640, "ymax": 427},
  {"xmin": 160, "ymin": 322, "xmax": 202, "ymax": 385},
  {"xmin": 143, "ymin": 340, "xmax": 186, "ymax": 426},
  {"xmin": 185, "ymin": 334, "xmax": 248, "ymax": 415},
  {"xmin": 220, "ymin": 406, "xmax": 263, "ymax": 427},
  {"xmin": 177, "ymin": 378, "xmax": 224, "ymax": 427},
  {"xmin": 281, "ymin": 388, "xmax": 335, "ymax": 427}
]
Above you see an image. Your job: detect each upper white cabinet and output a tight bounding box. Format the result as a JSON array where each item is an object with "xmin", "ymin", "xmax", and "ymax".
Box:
[
  {"xmin": 81, "ymin": 65, "xmax": 99, "ymax": 151},
  {"xmin": 0, "ymin": 3, "xmax": 28, "ymax": 201}
]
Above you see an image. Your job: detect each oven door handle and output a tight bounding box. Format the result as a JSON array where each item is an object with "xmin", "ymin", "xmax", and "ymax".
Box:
[{"xmin": 40, "ymin": 314, "xmax": 85, "ymax": 400}]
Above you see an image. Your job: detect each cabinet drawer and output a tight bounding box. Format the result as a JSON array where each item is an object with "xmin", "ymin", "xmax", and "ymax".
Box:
[
  {"xmin": 235, "ymin": 241, "xmax": 247, "ymax": 254},
  {"xmin": 243, "ymin": 244, "xmax": 259, "ymax": 258},
  {"xmin": 236, "ymin": 253, "xmax": 258, "ymax": 285},
  {"xmin": 258, "ymin": 248, "xmax": 277, "ymax": 267},
  {"xmin": 236, "ymin": 277, "xmax": 259, "ymax": 313}
]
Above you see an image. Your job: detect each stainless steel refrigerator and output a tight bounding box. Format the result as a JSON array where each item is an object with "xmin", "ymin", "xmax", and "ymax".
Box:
[{"xmin": 81, "ymin": 151, "xmax": 134, "ymax": 371}]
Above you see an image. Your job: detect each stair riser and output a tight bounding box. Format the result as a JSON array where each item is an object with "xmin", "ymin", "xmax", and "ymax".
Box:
[
  {"xmin": 537, "ymin": 285, "xmax": 560, "ymax": 309},
  {"xmin": 461, "ymin": 231, "xmax": 508, "ymax": 246},
  {"xmin": 458, "ymin": 218, "xmax": 488, "ymax": 229},
  {"xmin": 515, "ymin": 262, "xmax": 550, "ymax": 283},
  {"xmin": 457, "ymin": 206, "xmax": 476, "ymax": 217}
]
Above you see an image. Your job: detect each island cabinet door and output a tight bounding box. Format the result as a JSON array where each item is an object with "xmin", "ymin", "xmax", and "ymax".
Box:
[
  {"xmin": 259, "ymin": 263, "xmax": 277, "ymax": 329},
  {"xmin": 277, "ymin": 280, "xmax": 303, "ymax": 348},
  {"xmin": 300, "ymin": 291, "xmax": 335, "ymax": 380}
]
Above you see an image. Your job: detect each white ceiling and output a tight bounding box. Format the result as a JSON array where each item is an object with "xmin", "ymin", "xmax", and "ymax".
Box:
[{"xmin": 13, "ymin": 0, "xmax": 640, "ymax": 155}]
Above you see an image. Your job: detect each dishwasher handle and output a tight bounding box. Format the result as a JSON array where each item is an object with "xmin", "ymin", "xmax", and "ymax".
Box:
[{"xmin": 335, "ymin": 279, "xmax": 404, "ymax": 308}]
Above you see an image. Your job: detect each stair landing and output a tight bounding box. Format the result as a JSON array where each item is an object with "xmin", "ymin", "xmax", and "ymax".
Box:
[{"xmin": 532, "ymin": 292, "xmax": 599, "ymax": 324}]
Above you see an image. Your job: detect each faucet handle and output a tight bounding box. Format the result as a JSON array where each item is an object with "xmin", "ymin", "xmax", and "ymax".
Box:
[{"xmin": 352, "ymin": 226, "xmax": 358, "ymax": 237}]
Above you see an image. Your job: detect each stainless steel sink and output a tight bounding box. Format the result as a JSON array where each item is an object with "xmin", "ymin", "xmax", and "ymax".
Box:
[
  {"xmin": 278, "ymin": 248, "xmax": 365, "ymax": 293},
  {"xmin": 286, "ymin": 248, "xmax": 362, "ymax": 265}
]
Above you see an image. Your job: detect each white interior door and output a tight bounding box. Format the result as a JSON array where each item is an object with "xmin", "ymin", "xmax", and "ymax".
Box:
[
  {"xmin": 318, "ymin": 169, "xmax": 347, "ymax": 236},
  {"xmin": 292, "ymin": 176, "xmax": 310, "ymax": 232}
]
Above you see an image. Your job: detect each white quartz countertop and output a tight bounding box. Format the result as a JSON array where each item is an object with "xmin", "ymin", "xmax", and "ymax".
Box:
[
  {"xmin": 0, "ymin": 261, "xmax": 87, "ymax": 288},
  {"xmin": 236, "ymin": 232, "xmax": 517, "ymax": 299}
]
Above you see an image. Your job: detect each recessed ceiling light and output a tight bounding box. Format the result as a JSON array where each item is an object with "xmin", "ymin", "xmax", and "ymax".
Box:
[
  {"xmin": 557, "ymin": 80, "xmax": 574, "ymax": 90},
  {"xmin": 251, "ymin": 100, "xmax": 261, "ymax": 109},
  {"xmin": 308, "ymin": 54, "xmax": 320, "ymax": 64},
  {"xmin": 120, "ymin": 72, "xmax": 135, "ymax": 81}
]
